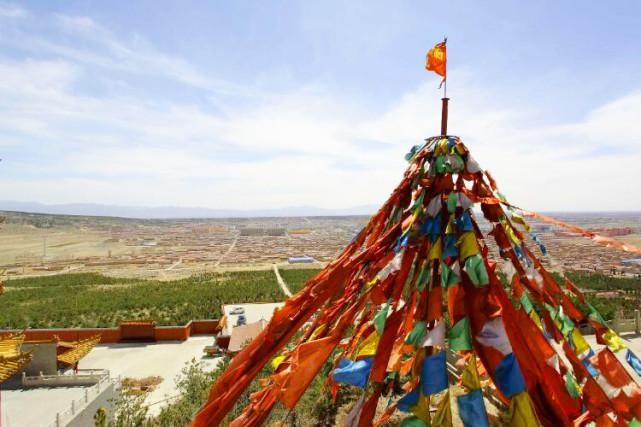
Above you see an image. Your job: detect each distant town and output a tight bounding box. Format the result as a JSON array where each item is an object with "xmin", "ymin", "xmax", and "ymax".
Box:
[{"xmin": 1, "ymin": 210, "xmax": 639, "ymax": 280}]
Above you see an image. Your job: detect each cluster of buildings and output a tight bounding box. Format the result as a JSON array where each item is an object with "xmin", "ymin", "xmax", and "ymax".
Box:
[
  {"xmin": 1, "ymin": 215, "xmax": 366, "ymax": 278},
  {"xmin": 1, "ymin": 211, "xmax": 639, "ymax": 279}
]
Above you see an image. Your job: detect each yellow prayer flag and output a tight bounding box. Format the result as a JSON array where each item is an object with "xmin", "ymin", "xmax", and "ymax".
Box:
[
  {"xmin": 428, "ymin": 238, "xmax": 443, "ymax": 261},
  {"xmin": 432, "ymin": 390, "xmax": 453, "ymax": 427},
  {"xmin": 458, "ymin": 232, "xmax": 479, "ymax": 260},
  {"xmin": 603, "ymin": 329, "xmax": 627, "ymax": 353},
  {"xmin": 271, "ymin": 355, "xmax": 285, "ymax": 370},
  {"xmin": 529, "ymin": 310, "xmax": 543, "ymax": 330},
  {"xmin": 309, "ymin": 324, "xmax": 327, "ymax": 341},
  {"xmin": 570, "ymin": 328, "xmax": 590, "ymax": 356},
  {"xmin": 356, "ymin": 331, "xmax": 380, "ymax": 358},
  {"xmin": 461, "ymin": 354, "xmax": 482, "ymax": 391},
  {"xmin": 510, "ymin": 213, "xmax": 531, "ymax": 232},
  {"xmin": 508, "ymin": 391, "xmax": 541, "ymax": 427},
  {"xmin": 410, "ymin": 390, "xmax": 431, "ymax": 423}
]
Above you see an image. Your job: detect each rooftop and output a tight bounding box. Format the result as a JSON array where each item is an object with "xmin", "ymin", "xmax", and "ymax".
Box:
[
  {"xmin": 228, "ymin": 320, "xmax": 267, "ymax": 353},
  {"xmin": 221, "ymin": 302, "xmax": 284, "ymax": 336}
]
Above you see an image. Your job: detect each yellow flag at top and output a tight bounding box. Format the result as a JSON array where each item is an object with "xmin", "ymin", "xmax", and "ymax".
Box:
[{"xmin": 426, "ymin": 39, "xmax": 447, "ymax": 86}]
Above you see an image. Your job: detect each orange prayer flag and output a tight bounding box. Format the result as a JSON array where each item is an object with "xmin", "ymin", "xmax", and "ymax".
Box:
[
  {"xmin": 425, "ymin": 40, "xmax": 447, "ymax": 83},
  {"xmin": 271, "ymin": 335, "xmax": 339, "ymax": 409}
]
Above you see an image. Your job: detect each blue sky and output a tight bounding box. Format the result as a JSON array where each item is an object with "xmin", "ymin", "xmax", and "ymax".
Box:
[{"xmin": 0, "ymin": 1, "xmax": 640, "ymax": 211}]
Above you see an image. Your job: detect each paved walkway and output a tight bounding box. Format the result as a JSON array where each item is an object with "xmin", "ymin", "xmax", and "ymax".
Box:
[
  {"xmin": 272, "ymin": 264, "xmax": 292, "ymax": 298},
  {"xmin": 80, "ymin": 336, "xmax": 221, "ymax": 415}
]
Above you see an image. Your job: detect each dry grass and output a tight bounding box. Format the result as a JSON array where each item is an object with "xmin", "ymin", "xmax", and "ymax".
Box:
[{"xmin": 121, "ymin": 376, "xmax": 164, "ymax": 395}]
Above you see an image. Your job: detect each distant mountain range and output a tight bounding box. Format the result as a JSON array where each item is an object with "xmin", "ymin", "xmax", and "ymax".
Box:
[{"xmin": 0, "ymin": 200, "xmax": 377, "ymax": 219}]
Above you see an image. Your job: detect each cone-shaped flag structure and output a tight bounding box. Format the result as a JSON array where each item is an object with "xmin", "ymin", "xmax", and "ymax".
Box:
[{"xmin": 192, "ymin": 134, "xmax": 641, "ymax": 427}]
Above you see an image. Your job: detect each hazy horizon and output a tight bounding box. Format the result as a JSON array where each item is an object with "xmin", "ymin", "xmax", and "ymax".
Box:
[{"xmin": 2, "ymin": 199, "xmax": 641, "ymax": 220}]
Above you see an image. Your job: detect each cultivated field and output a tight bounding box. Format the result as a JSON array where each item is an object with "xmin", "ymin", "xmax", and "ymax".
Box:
[
  {"xmin": 0, "ymin": 271, "xmax": 285, "ymax": 328},
  {"xmin": 279, "ymin": 268, "xmax": 320, "ymax": 293},
  {"xmin": 2, "ymin": 269, "xmax": 641, "ymax": 330}
]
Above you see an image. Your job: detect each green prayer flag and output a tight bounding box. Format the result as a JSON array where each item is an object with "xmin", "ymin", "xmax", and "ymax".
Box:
[
  {"xmin": 564, "ymin": 372, "xmax": 580, "ymax": 399},
  {"xmin": 441, "ymin": 262, "xmax": 459, "ymax": 287},
  {"xmin": 412, "ymin": 191, "xmax": 425, "ymax": 211},
  {"xmin": 519, "ymin": 293, "xmax": 534, "ymax": 314},
  {"xmin": 406, "ymin": 321, "xmax": 427, "ymax": 347},
  {"xmin": 416, "ymin": 264, "xmax": 431, "ymax": 291},
  {"xmin": 630, "ymin": 418, "xmax": 641, "ymax": 427},
  {"xmin": 464, "ymin": 254, "xmax": 489, "ymax": 287},
  {"xmin": 449, "ymin": 317, "xmax": 473, "ymax": 351},
  {"xmin": 544, "ymin": 303, "xmax": 558, "ymax": 321},
  {"xmin": 374, "ymin": 303, "xmax": 389, "ymax": 335},
  {"xmin": 401, "ymin": 415, "xmax": 428, "ymax": 427},
  {"xmin": 587, "ymin": 303, "xmax": 607, "ymax": 325},
  {"xmin": 559, "ymin": 314, "xmax": 575, "ymax": 337},
  {"xmin": 447, "ymin": 192, "xmax": 458, "ymax": 214},
  {"xmin": 434, "ymin": 155, "xmax": 447, "ymax": 174}
]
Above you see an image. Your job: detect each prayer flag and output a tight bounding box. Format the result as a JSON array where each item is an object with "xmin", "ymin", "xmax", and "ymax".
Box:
[
  {"xmin": 627, "ymin": 349, "xmax": 641, "ymax": 377},
  {"xmin": 449, "ymin": 317, "xmax": 473, "ymax": 351},
  {"xmin": 508, "ymin": 391, "xmax": 540, "ymax": 427},
  {"xmin": 332, "ymin": 357, "xmax": 374, "ymax": 388},
  {"xmin": 426, "ymin": 40, "xmax": 447, "ymax": 84},
  {"xmin": 421, "ymin": 351, "xmax": 449, "ymax": 395},
  {"xmin": 493, "ymin": 353, "xmax": 526, "ymax": 397},
  {"xmin": 457, "ymin": 389, "xmax": 489, "ymax": 427}
]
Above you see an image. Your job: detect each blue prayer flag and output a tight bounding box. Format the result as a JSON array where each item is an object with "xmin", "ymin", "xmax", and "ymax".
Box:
[
  {"xmin": 457, "ymin": 389, "xmax": 489, "ymax": 427},
  {"xmin": 626, "ymin": 349, "xmax": 641, "ymax": 377},
  {"xmin": 456, "ymin": 212, "xmax": 474, "ymax": 231},
  {"xmin": 443, "ymin": 234, "xmax": 458, "ymax": 258},
  {"xmin": 581, "ymin": 348, "xmax": 599, "ymax": 378},
  {"xmin": 420, "ymin": 216, "xmax": 442, "ymax": 242},
  {"xmin": 332, "ymin": 357, "xmax": 373, "ymax": 388},
  {"xmin": 398, "ymin": 386, "xmax": 420, "ymax": 412},
  {"xmin": 421, "ymin": 350, "xmax": 448, "ymax": 395},
  {"xmin": 494, "ymin": 353, "xmax": 526, "ymax": 397}
]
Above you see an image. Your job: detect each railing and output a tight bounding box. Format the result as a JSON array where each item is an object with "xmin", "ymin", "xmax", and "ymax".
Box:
[
  {"xmin": 44, "ymin": 372, "xmax": 118, "ymax": 427},
  {"xmin": 611, "ymin": 310, "xmax": 641, "ymax": 334},
  {"xmin": 22, "ymin": 369, "xmax": 109, "ymax": 387}
]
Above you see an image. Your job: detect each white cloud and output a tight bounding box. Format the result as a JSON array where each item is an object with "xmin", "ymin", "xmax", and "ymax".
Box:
[
  {"xmin": 55, "ymin": 15, "xmax": 98, "ymax": 33},
  {"xmin": 0, "ymin": 7, "xmax": 639, "ymax": 212},
  {"xmin": 0, "ymin": 12, "xmax": 250, "ymax": 97},
  {"xmin": 0, "ymin": 3, "xmax": 26, "ymax": 18}
]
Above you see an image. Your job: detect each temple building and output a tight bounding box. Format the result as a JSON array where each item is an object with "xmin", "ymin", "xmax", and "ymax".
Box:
[
  {"xmin": 0, "ymin": 333, "xmax": 32, "ymax": 383},
  {"xmin": 0, "ymin": 333, "xmax": 100, "ymax": 382}
]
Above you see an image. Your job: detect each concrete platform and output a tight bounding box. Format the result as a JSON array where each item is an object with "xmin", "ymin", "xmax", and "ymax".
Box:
[
  {"xmin": 1, "ymin": 384, "xmax": 92, "ymax": 427},
  {"xmin": 1, "ymin": 336, "xmax": 222, "ymax": 426},
  {"xmin": 80, "ymin": 336, "xmax": 222, "ymax": 414}
]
